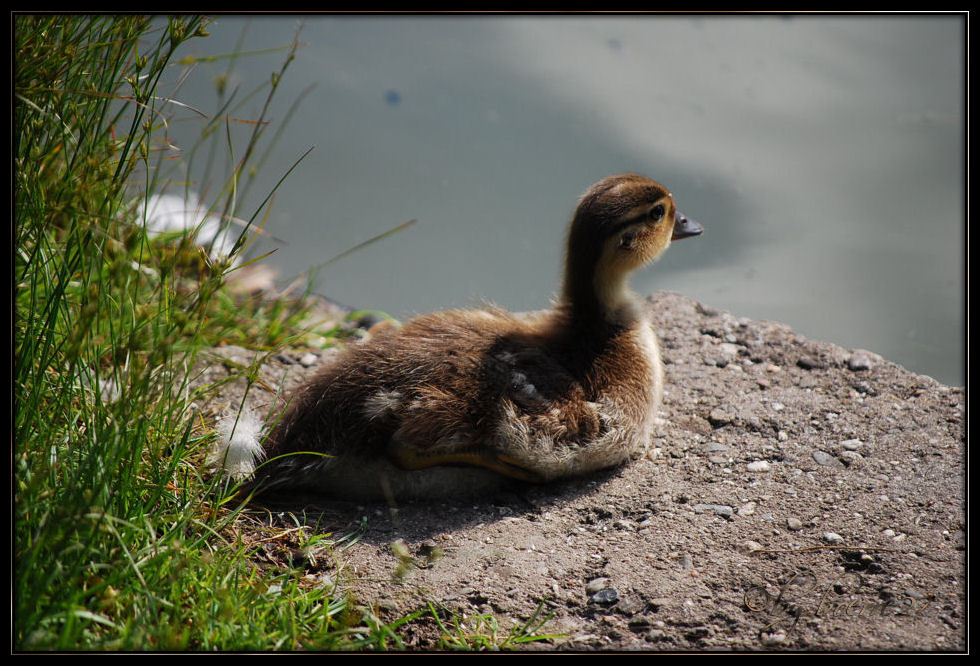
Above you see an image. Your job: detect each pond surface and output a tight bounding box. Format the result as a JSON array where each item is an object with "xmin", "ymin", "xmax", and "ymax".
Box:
[{"xmin": 160, "ymin": 15, "xmax": 964, "ymax": 385}]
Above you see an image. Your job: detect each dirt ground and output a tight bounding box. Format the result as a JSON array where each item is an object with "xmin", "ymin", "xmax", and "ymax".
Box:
[{"xmin": 196, "ymin": 292, "xmax": 966, "ymax": 651}]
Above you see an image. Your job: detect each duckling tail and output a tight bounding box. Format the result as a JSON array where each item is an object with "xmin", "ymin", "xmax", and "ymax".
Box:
[{"xmin": 208, "ymin": 408, "xmax": 267, "ymax": 481}]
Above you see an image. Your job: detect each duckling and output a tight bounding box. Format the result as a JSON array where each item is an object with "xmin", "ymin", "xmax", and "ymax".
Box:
[{"xmin": 213, "ymin": 174, "xmax": 702, "ymax": 500}]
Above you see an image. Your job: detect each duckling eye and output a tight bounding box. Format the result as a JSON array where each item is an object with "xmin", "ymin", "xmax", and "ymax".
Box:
[{"xmin": 648, "ymin": 204, "xmax": 666, "ymax": 222}]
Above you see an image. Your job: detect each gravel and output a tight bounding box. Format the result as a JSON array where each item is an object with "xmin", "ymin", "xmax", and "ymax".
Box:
[{"xmin": 196, "ymin": 291, "xmax": 965, "ymax": 651}]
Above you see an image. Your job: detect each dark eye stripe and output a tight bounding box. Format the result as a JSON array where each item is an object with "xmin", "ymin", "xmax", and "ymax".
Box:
[
  {"xmin": 608, "ymin": 217, "xmax": 645, "ymax": 237},
  {"xmin": 609, "ymin": 205, "xmax": 665, "ymax": 237}
]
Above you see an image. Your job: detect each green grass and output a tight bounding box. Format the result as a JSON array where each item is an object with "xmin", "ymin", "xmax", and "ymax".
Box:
[
  {"xmin": 13, "ymin": 15, "xmax": 558, "ymax": 651},
  {"xmin": 426, "ymin": 600, "xmax": 563, "ymax": 651},
  {"xmin": 13, "ymin": 15, "xmax": 363, "ymax": 650}
]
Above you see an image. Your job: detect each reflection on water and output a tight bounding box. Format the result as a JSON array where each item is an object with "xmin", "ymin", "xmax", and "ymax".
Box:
[{"xmin": 161, "ymin": 15, "xmax": 964, "ymax": 385}]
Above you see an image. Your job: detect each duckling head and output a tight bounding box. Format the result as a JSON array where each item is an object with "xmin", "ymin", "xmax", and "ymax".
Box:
[{"xmin": 561, "ymin": 174, "xmax": 703, "ymax": 323}]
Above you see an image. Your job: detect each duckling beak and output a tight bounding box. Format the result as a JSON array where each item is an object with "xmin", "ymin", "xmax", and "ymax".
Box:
[{"xmin": 672, "ymin": 211, "xmax": 703, "ymax": 241}]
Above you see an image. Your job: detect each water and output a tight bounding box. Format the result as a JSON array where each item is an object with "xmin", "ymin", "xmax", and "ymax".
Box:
[{"xmin": 159, "ymin": 15, "xmax": 964, "ymax": 385}]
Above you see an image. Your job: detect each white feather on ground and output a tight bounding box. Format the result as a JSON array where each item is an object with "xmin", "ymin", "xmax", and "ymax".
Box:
[
  {"xmin": 139, "ymin": 193, "xmax": 242, "ymax": 264},
  {"xmin": 209, "ymin": 409, "xmax": 266, "ymax": 480}
]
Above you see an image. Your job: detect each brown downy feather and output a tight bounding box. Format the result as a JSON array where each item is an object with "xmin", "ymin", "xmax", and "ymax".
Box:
[{"xmin": 218, "ymin": 174, "xmax": 702, "ymax": 500}]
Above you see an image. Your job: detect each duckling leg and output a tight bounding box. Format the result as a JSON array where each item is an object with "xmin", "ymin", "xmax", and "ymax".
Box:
[
  {"xmin": 386, "ymin": 444, "xmax": 548, "ymax": 483},
  {"xmin": 378, "ymin": 384, "xmax": 550, "ymax": 483},
  {"xmin": 387, "ymin": 388, "xmax": 631, "ymax": 484}
]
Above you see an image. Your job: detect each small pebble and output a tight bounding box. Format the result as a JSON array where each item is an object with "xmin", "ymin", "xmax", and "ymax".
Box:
[
  {"xmin": 299, "ymin": 352, "xmax": 318, "ymax": 367},
  {"xmin": 882, "ymin": 528, "xmax": 896, "ymax": 538},
  {"xmin": 839, "ymin": 450, "xmax": 863, "ymax": 465},
  {"xmin": 747, "ymin": 460, "xmax": 770, "ymax": 473},
  {"xmin": 738, "ymin": 501, "xmax": 757, "ymax": 516},
  {"xmin": 822, "ymin": 532, "xmax": 845, "ymax": 545},
  {"xmin": 708, "ymin": 409, "xmax": 734, "ymax": 426},
  {"xmin": 939, "ymin": 614, "xmax": 958, "ymax": 630},
  {"xmin": 585, "ymin": 577, "xmax": 611, "ymax": 595},
  {"xmin": 693, "ymin": 504, "xmax": 734, "ymax": 519},
  {"xmin": 739, "ymin": 540, "xmax": 763, "ymax": 554},
  {"xmin": 717, "ymin": 342, "xmax": 740, "ymax": 361},
  {"xmin": 798, "ymin": 375, "xmax": 817, "ymax": 389},
  {"xmin": 812, "ymin": 450, "xmax": 843, "ymax": 467},
  {"xmin": 848, "ymin": 351, "xmax": 874, "ymax": 371},
  {"xmin": 616, "ymin": 596, "xmax": 646, "ymax": 616},
  {"xmin": 851, "ymin": 380, "xmax": 876, "ymax": 395},
  {"xmin": 705, "ymin": 342, "xmax": 739, "ymax": 368},
  {"xmin": 797, "ymin": 355, "xmax": 825, "ymax": 370},
  {"xmin": 841, "ymin": 438, "xmax": 863, "ymax": 450},
  {"xmin": 628, "ymin": 616, "xmax": 653, "ymax": 632},
  {"xmin": 761, "ymin": 630, "xmax": 787, "ymax": 646},
  {"xmin": 417, "ymin": 540, "xmax": 440, "ymax": 558},
  {"xmin": 590, "ymin": 588, "xmax": 620, "ymax": 605},
  {"xmin": 786, "ymin": 517, "xmax": 803, "ymax": 531}
]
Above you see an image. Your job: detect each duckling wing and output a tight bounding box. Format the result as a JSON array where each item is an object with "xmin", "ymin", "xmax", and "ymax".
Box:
[
  {"xmin": 483, "ymin": 344, "xmax": 604, "ymax": 441},
  {"xmin": 383, "ymin": 331, "xmax": 615, "ymax": 483}
]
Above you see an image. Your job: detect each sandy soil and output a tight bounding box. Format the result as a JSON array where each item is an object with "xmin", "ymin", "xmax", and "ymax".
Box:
[{"xmin": 195, "ymin": 292, "xmax": 965, "ymax": 651}]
